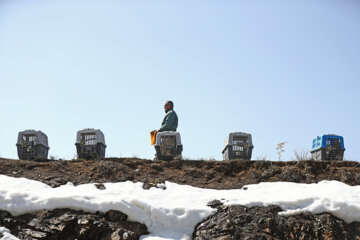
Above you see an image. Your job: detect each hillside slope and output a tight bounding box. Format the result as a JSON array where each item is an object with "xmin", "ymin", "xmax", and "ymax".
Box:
[{"xmin": 0, "ymin": 158, "xmax": 360, "ymax": 240}]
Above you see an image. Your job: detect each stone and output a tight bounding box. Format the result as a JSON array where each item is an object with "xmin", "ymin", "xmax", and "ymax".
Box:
[
  {"xmin": 95, "ymin": 183, "xmax": 106, "ymax": 190},
  {"xmin": 105, "ymin": 210, "xmax": 128, "ymax": 222},
  {"xmin": 193, "ymin": 205, "xmax": 360, "ymax": 240},
  {"xmin": 0, "ymin": 209, "xmax": 147, "ymax": 240}
]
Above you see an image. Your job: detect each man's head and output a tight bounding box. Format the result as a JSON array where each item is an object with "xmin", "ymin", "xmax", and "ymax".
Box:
[{"xmin": 164, "ymin": 101, "xmax": 174, "ymax": 111}]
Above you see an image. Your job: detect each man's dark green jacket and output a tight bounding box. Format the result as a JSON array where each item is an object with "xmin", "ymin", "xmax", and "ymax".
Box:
[{"xmin": 159, "ymin": 108, "xmax": 178, "ymax": 132}]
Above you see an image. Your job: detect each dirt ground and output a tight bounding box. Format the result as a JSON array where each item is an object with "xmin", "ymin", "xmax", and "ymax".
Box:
[{"xmin": 0, "ymin": 157, "xmax": 359, "ymax": 189}]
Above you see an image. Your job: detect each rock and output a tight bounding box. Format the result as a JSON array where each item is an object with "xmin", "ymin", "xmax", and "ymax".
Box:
[
  {"xmin": 280, "ymin": 167, "xmax": 302, "ymax": 182},
  {"xmin": 193, "ymin": 205, "xmax": 360, "ymax": 240},
  {"xmin": 105, "ymin": 210, "xmax": 127, "ymax": 222},
  {"xmin": 111, "ymin": 229, "xmax": 123, "ymax": 240},
  {"xmin": 207, "ymin": 200, "xmax": 223, "ymax": 209},
  {"xmin": 26, "ymin": 229, "xmax": 47, "ymax": 238},
  {"xmin": 150, "ymin": 164, "xmax": 163, "ymax": 172},
  {"xmin": 95, "ymin": 183, "xmax": 106, "ymax": 190},
  {"xmin": 0, "ymin": 209, "xmax": 147, "ymax": 240},
  {"xmin": 142, "ymin": 180, "xmax": 165, "ymax": 190},
  {"xmin": 111, "ymin": 229, "xmax": 137, "ymax": 240},
  {"xmin": 48, "ymin": 178, "xmax": 66, "ymax": 188},
  {"xmin": 142, "ymin": 181, "xmax": 157, "ymax": 190}
]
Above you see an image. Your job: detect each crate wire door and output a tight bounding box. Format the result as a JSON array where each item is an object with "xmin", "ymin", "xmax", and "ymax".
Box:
[
  {"xmin": 326, "ymin": 138, "xmax": 341, "ymax": 160},
  {"xmin": 160, "ymin": 135, "xmax": 177, "ymax": 156},
  {"xmin": 22, "ymin": 134, "xmax": 36, "ymax": 154},
  {"xmin": 80, "ymin": 133, "xmax": 97, "ymax": 153},
  {"xmin": 81, "ymin": 133, "xmax": 97, "ymax": 145},
  {"xmin": 232, "ymin": 135, "xmax": 249, "ymax": 157}
]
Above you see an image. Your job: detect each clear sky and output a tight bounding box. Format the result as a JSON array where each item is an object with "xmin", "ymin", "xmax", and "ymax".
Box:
[{"xmin": 0, "ymin": 0, "xmax": 359, "ymax": 161}]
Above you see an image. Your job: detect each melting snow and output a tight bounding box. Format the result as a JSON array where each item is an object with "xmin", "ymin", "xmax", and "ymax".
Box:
[
  {"xmin": 0, "ymin": 227, "xmax": 19, "ymax": 240},
  {"xmin": 0, "ymin": 175, "xmax": 360, "ymax": 240}
]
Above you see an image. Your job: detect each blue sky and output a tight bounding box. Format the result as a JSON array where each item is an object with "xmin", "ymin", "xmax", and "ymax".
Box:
[{"xmin": 0, "ymin": 0, "xmax": 359, "ymax": 161}]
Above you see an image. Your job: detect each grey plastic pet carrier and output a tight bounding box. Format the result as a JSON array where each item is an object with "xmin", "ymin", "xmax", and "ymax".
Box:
[
  {"xmin": 75, "ymin": 128, "xmax": 106, "ymax": 159},
  {"xmin": 16, "ymin": 130, "xmax": 50, "ymax": 160},
  {"xmin": 222, "ymin": 132, "xmax": 253, "ymax": 160},
  {"xmin": 155, "ymin": 131, "xmax": 183, "ymax": 160}
]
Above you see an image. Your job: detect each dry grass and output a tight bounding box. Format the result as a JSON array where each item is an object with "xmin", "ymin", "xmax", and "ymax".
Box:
[
  {"xmin": 291, "ymin": 148, "xmax": 311, "ymax": 161},
  {"xmin": 255, "ymin": 154, "xmax": 268, "ymax": 161}
]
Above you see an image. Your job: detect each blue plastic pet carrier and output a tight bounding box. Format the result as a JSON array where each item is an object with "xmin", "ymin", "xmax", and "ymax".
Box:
[{"xmin": 311, "ymin": 134, "xmax": 345, "ymax": 161}]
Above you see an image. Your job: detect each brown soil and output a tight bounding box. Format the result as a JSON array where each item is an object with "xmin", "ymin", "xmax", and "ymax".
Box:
[{"xmin": 0, "ymin": 158, "xmax": 359, "ymax": 189}]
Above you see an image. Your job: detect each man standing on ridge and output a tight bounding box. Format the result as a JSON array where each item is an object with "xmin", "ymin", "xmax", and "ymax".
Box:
[{"xmin": 155, "ymin": 100, "xmax": 178, "ymax": 134}]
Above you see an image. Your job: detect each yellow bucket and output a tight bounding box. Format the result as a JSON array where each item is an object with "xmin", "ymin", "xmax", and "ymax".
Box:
[{"xmin": 150, "ymin": 130, "xmax": 157, "ymax": 145}]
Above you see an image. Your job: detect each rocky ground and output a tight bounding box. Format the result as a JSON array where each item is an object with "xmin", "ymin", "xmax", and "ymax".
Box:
[
  {"xmin": 0, "ymin": 157, "xmax": 360, "ymax": 239},
  {"xmin": 0, "ymin": 209, "xmax": 147, "ymax": 240},
  {"xmin": 194, "ymin": 201, "xmax": 360, "ymax": 240}
]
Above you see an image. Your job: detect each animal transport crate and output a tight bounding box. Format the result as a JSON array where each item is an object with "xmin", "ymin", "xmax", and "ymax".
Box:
[
  {"xmin": 75, "ymin": 128, "xmax": 106, "ymax": 159},
  {"xmin": 311, "ymin": 134, "xmax": 345, "ymax": 161},
  {"xmin": 155, "ymin": 131, "xmax": 183, "ymax": 160},
  {"xmin": 16, "ymin": 130, "xmax": 50, "ymax": 160},
  {"xmin": 222, "ymin": 132, "xmax": 253, "ymax": 160}
]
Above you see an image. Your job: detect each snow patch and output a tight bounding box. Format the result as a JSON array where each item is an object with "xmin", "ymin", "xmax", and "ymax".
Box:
[{"xmin": 0, "ymin": 227, "xmax": 19, "ymax": 240}]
